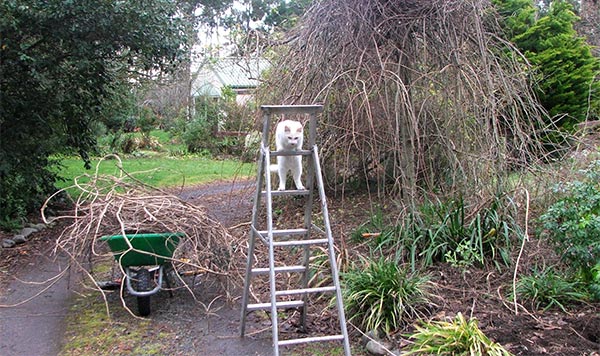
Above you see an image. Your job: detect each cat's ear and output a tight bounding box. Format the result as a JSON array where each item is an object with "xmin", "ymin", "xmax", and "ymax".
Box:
[{"xmin": 284, "ymin": 125, "xmax": 291, "ymax": 133}]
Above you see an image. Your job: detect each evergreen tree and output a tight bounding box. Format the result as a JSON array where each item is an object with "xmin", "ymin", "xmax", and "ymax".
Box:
[
  {"xmin": 495, "ymin": 0, "xmax": 600, "ymax": 130},
  {"xmin": 515, "ymin": 0, "xmax": 600, "ymax": 129},
  {"xmin": 493, "ymin": 0, "xmax": 538, "ymax": 38}
]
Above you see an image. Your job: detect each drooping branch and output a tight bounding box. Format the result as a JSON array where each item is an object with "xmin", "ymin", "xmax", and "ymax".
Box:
[{"xmin": 259, "ymin": 0, "xmax": 548, "ymax": 204}]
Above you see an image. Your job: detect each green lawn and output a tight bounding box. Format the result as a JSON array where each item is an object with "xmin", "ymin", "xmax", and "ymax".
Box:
[{"xmin": 56, "ymin": 155, "xmax": 255, "ymax": 190}]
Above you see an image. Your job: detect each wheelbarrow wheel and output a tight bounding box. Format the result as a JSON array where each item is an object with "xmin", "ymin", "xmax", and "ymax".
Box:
[{"xmin": 136, "ymin": 268, "xmax": 152, "ymax": 316}]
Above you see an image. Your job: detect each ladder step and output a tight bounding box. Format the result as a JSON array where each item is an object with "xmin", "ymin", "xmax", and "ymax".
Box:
[
  {"xmin": 275, "ymin": 286, "xmax": 337, "ymax": 296},
  {"xmin": 278, "ymin": 334, "xmax": 345, "ymax": 347},
  {"xmin": 273, "ymin": 238, "xmax": 328, "ymax": 247},
  {"xmin": 270, "ymin": 150, "xmax": 312, "ymax": 157},
  {"xmin": 246, "ymin": 300, "xmax": 304, "ymax": 311},
  {"xmin": 257, "ymin": 228, "xmax": 308, "ymax": 237},
  {"xmin": 262, "ymin": 189, "xmax": 310, "ymax": 197},
  {"xmin": 251, "ymin": 265, "xmax": 307, "ymax": 275}
]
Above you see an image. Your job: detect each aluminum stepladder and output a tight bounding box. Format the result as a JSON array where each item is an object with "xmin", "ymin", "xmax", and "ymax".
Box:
[{"xmin": 240, "ymin": 105, "xmax": 351, "ymax": 356}]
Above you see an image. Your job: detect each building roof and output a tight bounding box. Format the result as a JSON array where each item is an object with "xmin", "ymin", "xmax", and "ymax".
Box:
[{"xmin": 192, "ymin": 57, "xmax": 270, "ymax": 97}]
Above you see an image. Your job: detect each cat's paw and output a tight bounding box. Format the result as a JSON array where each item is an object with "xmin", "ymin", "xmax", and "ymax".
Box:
[
  {"xmin": 295, "ymin": 184, "xmax": 305, "ymax": 190},
  {"xmin": 277, "ymin": 185, "xmax": 286, "ymax": 191}
]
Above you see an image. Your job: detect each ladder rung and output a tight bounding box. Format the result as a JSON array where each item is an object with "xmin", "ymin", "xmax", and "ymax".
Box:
[
  {"xmin": 251, "ymin": 265, "xmax": 307, "ymax": 275},
  {"xmin": 275, "ymin": 286, "xmax": 337, "ymax": 296},
  {"xmin": 278, "ymin": 334, "xmax": 345, "ymax": 347},
  {"xmin": 262, "ymin": 189, "xmax": 310, "ymax": 197},
  {"xmin": 273, "ymin": 238, "xmax": 328, "ymax": 247},
  {"xmin": 270, "ymin": 150, "xmax": 312, "ymax": 157},
  {"xmin": 257, "ymin": 228, "xmax": 308, "ymax": 237},
  {"xmin": 246, "ymin": 300, "xmax": 304, "ymax": 311}
]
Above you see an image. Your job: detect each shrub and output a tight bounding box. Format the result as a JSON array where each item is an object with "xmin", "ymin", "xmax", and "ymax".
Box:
[
  {"xmin": 342, "ymin": 257, "xmax": 434, "ymax": 333},
  {"xmin": 405, "ymin": 313, "xmax": 512, "ymax": 356},
  {"xmin": 512, "ymin": 266, "xmax": 589, "ymax": 312},
  {"xmin": 182, "ymin": 118, "xmax": 214, "ymax": 154},
  {"xmin": 538, "ymin": 160, "xmax": 600, "ymax": 299},
  {"xmin": 352, "ymin": 195, "xmax": 520, "ymax": 270}
]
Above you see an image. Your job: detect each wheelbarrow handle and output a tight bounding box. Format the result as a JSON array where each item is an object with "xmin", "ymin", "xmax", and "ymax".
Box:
[{"xmin": 125, "ymin": 266, "xmax": 164, "ymax": 297}]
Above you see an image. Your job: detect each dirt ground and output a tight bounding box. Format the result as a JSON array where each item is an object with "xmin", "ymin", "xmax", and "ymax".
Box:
[{"xmin": 1, "ymin": 179, "xmax": 600, "ymax": 355}]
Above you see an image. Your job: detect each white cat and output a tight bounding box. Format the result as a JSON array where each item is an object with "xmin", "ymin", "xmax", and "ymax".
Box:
[{"xmin": 270, "ymin": 120, "xmax": 305, "ymax": 190}]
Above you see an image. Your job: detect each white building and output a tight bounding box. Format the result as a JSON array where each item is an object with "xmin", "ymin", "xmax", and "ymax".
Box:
[{"xmin": 191, "ymin": 57, "xmax": 270, "ymax": 106}]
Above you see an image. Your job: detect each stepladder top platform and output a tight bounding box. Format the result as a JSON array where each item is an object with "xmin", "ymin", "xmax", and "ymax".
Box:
[{"xmin": 260, "ymin": 104, "xmax": 323, "ymax": 115}]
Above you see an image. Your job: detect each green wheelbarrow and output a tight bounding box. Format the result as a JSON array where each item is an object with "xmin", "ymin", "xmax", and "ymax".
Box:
[{"xmin": 100, "ymin": 232, "xmax": 184, "ymax": 316}]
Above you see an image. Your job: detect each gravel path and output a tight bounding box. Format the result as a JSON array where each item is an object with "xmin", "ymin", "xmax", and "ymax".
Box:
[{"xmin": 0, "ymin": 248, "xmax": 73, "ymax": 356}]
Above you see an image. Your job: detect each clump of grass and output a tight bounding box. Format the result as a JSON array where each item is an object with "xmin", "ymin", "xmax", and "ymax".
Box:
[
  {"xmin": 342, "ymin": 257, "xmax": 434, "ymax": 333},
  {"xmin": 405, "ymin": 313, "xmax": 512, "ymax": 356},
  {"xmin": 512, "ymin": 266, "xmax": 589, "ymax": 312},
  {"xmin": 351, "ymin": 195, "xmax": 521, "ymax": 271}
]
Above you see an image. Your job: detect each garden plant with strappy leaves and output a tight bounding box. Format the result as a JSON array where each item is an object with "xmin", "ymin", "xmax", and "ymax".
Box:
[{"xmin": 405, "ymin": 313, "xmax": 512, "ymax": 356}]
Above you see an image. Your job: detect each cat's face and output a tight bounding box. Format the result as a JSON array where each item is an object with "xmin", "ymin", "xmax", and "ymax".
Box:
[{"xmin": 283, "ymin": 124, "xmax": 303, "ymax": 148}]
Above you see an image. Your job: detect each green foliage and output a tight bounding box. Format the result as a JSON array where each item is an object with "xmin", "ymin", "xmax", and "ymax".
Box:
[
  {"xmin": 405, "ymin": 313, "xmax": 513, "ymax": 356},
  {"xmin": 512, "ymin": 266, "xmax": 589, "ymax": 311},
  {"xmin": 342, "ymin": 258, "xmax": 433, "ymax": 333},
  {"xmin": 493, "ymin": 0, "xmax": 538, "ymax": 38},
  {"xmin": 495, "ymin": 0, "xmax": 600, "ymax": 129},
  {"xmin": 181, "ymin": 88, "xmax": 252, "ymax": 156},
  {"xmin": 518, "ymin": 1, "xmax": 600, "ymax": 128},
  {"xmin": 354, "ymin": 196, "xmax": 520, "ymax": 270},
  {"xmin": 182, "ymin": 116, "xmax": 215, "ymax": 154},
  {"xmin": 538, "ymin": 160, "xmax": 600, "ymax": 299},
  {"xmin": 221, "ymin": 0, "xmax": 311, "ymax": 54},
  {"xmin": 0, "ymin": 0, "xmax": 188, "ymax": 224}
]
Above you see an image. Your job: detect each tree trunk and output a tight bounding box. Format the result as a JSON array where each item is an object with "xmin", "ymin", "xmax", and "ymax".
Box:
[{"xmin": 578, "ymin": 0, "xmax": 600, "ymax": 55}]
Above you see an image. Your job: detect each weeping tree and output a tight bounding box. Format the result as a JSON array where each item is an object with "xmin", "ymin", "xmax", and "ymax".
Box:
[{"xmin": 257, "ymin": 0, "xmax": 548, "ymax": 205}]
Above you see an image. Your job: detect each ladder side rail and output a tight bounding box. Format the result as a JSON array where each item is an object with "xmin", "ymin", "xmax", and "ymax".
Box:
[
  {"xmin": 263, "ymin": 142, "xmax": 281, "ymax": 356},
  {"xmin": 307, "ymin": 109, "xmax": 318, "ymax": 148},
  {"xmin": 312, "ymin": 145, "xmax": 352, "ymax": 356},
  {"xmin": 261, "ymin": 109, "xmax": 272, "ymax": 147},
  {"xmin": 240, "ymin": 147, "xmax": 267, "ymax": 336},
  {"xmin": 299, "ymin": 110, "xmax": 319, "ymax": 331}
]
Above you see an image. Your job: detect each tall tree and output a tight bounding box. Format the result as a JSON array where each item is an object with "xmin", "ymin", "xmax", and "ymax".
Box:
[
  {"xmin": 511, "ymin": 0, "xmax": 600, "ymax": 129},
  {"xmin": 577, "ymin": 0, "xmax": 600, "ymax": 55},
  {"xmin": 0, "ymin": 0, "xmax": 188, "ymax": 226}
]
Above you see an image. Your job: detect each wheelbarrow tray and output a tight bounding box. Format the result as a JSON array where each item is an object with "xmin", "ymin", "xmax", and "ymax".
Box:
[{"xmin": 100, "ymin": 232, "xmax": 183, "ymax": 267}]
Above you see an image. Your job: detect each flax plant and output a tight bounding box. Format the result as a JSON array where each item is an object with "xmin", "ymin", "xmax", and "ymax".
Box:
[
  {"xmin": 342, "ymin": 257, "xmax": 434, "ymax": 333},
  {"xmin": 405, "ymin": 313, "xmax": 513, "ymax": 356}
]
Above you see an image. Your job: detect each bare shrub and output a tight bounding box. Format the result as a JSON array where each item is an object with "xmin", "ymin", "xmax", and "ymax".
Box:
[{"xmin": 258, "ymin": 0, "xmax": 548, "ymax": 205}]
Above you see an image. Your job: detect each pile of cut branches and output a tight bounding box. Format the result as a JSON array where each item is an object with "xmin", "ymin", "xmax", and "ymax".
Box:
[{"xmin": 43, "ymin": 156, "xmax": 245, "ymax": 299}]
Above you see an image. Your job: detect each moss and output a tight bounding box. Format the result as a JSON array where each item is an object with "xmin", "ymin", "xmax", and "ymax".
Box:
[{"xmin": 60, "ymin": 292, "xmax": 173, "ymax": 356}]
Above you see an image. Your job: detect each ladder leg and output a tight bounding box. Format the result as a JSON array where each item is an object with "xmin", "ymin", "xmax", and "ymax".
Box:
[
  {"xmin": 240, "ymin": 229, "xmax": 257, "ymax": 337},
  {"xmin": 240, "ymin": 152, "xmax": 266, "ymax": 337},
  {"xmin": 264, "ymin": 148, "xmax": 281, "ymax": 356},
  {"xmin": 313, "ymin": 146, "xmax": 352, "ymax": 356},
  {"xmin": 299, "ymin": 243, "xmax": 310, "ymax": 332},
  {"xmin": 300, "ymin": 127, "xmax": 316, "ymax": 332}
]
